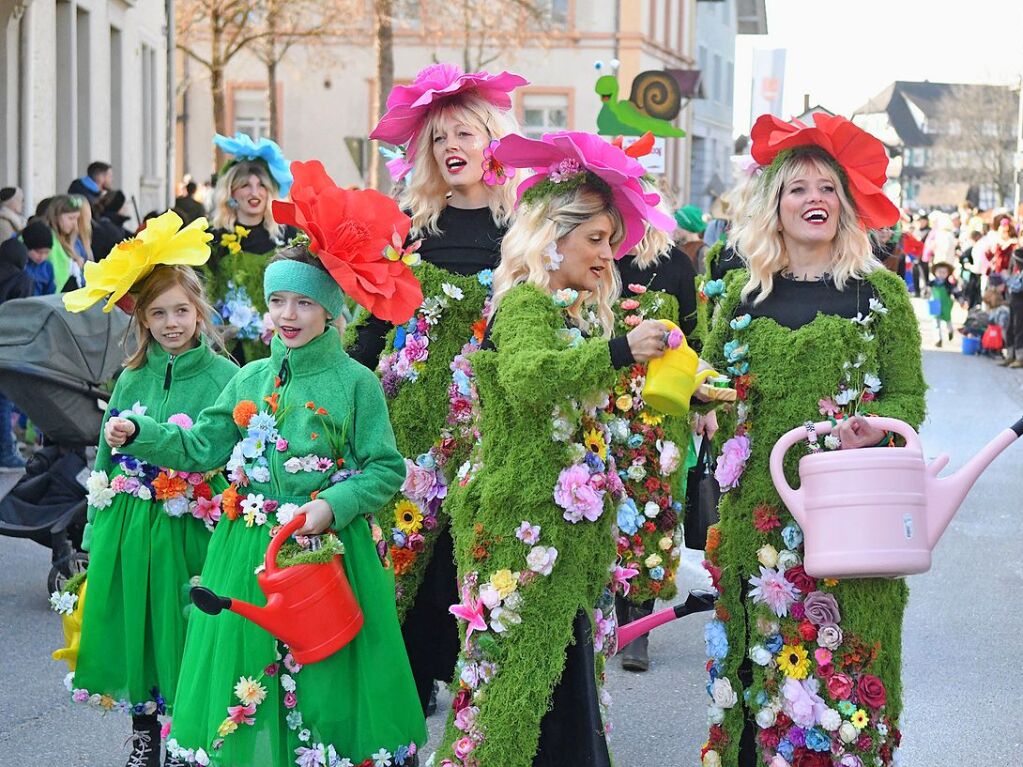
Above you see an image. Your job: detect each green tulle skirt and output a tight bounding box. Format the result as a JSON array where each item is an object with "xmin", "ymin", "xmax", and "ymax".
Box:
[
  {"xmin": 167, "ymin": 501, "xmax": 426, "ymax": 767},
  {"xmin": 73, "ymin": 484, "xmax": 220, "ymax": 714}
]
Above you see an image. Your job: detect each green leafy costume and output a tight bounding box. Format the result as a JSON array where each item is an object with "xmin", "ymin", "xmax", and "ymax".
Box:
[
  {"xmin": 376, "ymin": 262, "xmax": 492, "ymax": 619},
  {"xmin": 118, "ymin": 328, "xmax": 426, "ymax": 767},
  {"xmin": 698, "ymin": 268, "xmax": 925, "ymax": 767},
  {"xmin": 70, "ymin": 340, "xmax": 238, "ymax": 716},
  {"xmin": 439, "ymin": 284, "xmax": 629, "ymax": 767}
]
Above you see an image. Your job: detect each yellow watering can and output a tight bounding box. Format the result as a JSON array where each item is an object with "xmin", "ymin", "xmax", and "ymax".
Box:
[
  {"xmin": 52, "ymin": 579, "xmax": 88, "ymax": 672},
  {"xmin": 642, "ymin": 321, "xmax": 719, "ymax": 416}
]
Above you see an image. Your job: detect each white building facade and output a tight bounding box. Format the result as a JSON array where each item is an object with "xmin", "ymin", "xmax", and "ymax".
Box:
[
  {"xmin": 1, "ymin": 0, "xmax": 170, "ymax": 215},
  {"xmin": 177, "ymin": 1, "xmax": 700, "ymax": 205}
]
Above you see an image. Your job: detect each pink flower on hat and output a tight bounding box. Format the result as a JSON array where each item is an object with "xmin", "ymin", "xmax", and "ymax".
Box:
[{"xmin": 491, "ymin": 131, "xmax": 675, "ymax": 257}]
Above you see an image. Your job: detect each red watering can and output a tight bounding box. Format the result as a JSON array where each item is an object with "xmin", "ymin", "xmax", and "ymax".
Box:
[
  {"xmin": 190, "ymin": 513, "xmax": 363, "ymax": 664},
  {"xmin": 769, "ymin": 416, "xmax": 1023, "ymax": 579}
]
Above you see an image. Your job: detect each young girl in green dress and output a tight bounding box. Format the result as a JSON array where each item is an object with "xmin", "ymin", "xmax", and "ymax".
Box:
[
  {"xmin": 104, "ymin": 161, "xmax": 426, "ymax": 767},
  {"xmin": 59, "ymin": 211, "xmax": 239, "ymax": 767}
]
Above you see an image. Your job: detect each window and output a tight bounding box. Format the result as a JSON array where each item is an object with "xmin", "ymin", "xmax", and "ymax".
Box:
[
  {"xmin": 394, "ymin": 0, "xmax": 421, "ymax": 28},
  {"xmin": 540, "ymin": 0, "xmax": 569, "ymax": 25},
  {"xmin": 698, "ymin": 45, "xmax": 708, "ymax": 77},
  {"xmin": 726, "ymin": 60, "xmax": 734, "ymax": 104},
  {"xmin": 233, "ymin": 89, "xmax": 271, "ymax": 142},
  {"xmin": 712, "ymin": 53, "xmax": 722, "ymax": 102},
  {"xmin": 521, "ymin": 92, "xmax": 569, "ymax": 139},
  {"xmin": 141, "ymin": 42, "xmax": 159, "ymax": 178},
  {"xmin": 110, "ymin": 26, "xmax": 123, "ymax": 180}
]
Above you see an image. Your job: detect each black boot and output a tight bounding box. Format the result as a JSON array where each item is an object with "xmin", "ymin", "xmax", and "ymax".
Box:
[
  {"xmin": 620, "ymin": 598, "xmax": 655, "ymax": 672},
  {"xmin": 125, "ymin": 715, "xmax": 160, "ymax": 767},
  {"xmin": 425, "ymin": 680, "xmax": 439, "ymax": 717}
]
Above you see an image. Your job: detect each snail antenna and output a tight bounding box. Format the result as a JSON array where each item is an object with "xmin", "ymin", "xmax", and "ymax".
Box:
[{"xmin": 610, "ymin": 59, "xmax": 621, "ymax": 73}]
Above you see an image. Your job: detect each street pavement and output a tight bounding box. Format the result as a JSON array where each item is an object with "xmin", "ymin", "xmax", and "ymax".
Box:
[{"xmin": 2, "ymin": 305, "xmax": 1022, "ymax": 766}]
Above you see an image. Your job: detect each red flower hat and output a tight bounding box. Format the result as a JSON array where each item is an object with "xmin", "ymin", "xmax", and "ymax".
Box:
[
  {"xmin": 272, "ymin": 161, "xmax": 423, "ymax": 324},
  {"xmin": 750, "ymin": 113, "xmax": 899, "ymax": 229}
]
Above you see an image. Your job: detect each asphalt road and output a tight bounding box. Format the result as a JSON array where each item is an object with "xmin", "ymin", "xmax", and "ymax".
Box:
[{"xmin": 2, "ymin": 319, "xmax": 1021, "ymax": 766}]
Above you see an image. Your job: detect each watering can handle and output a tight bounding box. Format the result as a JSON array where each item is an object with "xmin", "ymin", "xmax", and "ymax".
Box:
[
  {"xmin": 657, "ymin": 319, "xmax": 718, "ymax": 384},
  {"xmin": 263, "ymin": 513, "xmax": 308, "ymax": 577}
]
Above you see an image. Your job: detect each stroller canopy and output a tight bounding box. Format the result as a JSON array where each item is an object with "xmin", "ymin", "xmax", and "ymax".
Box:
[{"xmin": 0, "ymin": 294, "xmax": 130, "ymax": 385}]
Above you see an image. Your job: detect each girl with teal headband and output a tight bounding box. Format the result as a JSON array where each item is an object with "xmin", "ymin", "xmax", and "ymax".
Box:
[{"xmin": 103, "ymin": 162, "xmax": 426, "ymax": 767}]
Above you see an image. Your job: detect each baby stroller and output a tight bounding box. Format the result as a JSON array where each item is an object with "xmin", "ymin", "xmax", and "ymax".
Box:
[{"xmin": 0, "ymin": 294, "xmax": 129, "ymax": 594}]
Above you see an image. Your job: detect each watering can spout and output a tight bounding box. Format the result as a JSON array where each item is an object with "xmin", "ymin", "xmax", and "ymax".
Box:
[
  {"xmin": 926, "ymin": 416, "xmax": 1023, "ymax": 548},
  {"xmin": 191, "ymin": 586, "xmax": 292, "ymax": 642}
]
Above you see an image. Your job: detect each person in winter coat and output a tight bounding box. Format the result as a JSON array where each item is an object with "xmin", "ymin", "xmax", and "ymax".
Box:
[
  {"xmin": 0, "ymin": 186, "xmax": 26, "ymax": 240},
  {"xmin": 0, "ymin": 237, "xmax": 33, "ymax": 469}
]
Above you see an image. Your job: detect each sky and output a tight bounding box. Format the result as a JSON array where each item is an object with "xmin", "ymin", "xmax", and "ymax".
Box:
[{"xmin": 733, "ymin": 0, "xmax": 1023, "ymax": 135}]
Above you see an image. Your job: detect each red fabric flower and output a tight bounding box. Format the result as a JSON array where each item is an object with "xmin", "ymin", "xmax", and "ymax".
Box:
[
  {"xmin": 797, "ymin": 620, "xmax": 818, "ymax": 642},
  {"xmin": 783, "ymin": 564, "xmax": 818, "ymax": 594},
  {"xmin": 857, "ymin": 673, "xmax": 887, "ymax": 709},
  {"xmin": 826, "ymin": 673, "xmax": 854, "ymax": 701},
  {"xmin": 750, "ymin": 113, "xmax": 899, "ymax": 229},
  {"xmin": 272, "ymin": 161, "xmax": 423, "ymax": 323},
  {"xmin": 793, "ymin": 748, "xmax": 831, "ymax": 767}
]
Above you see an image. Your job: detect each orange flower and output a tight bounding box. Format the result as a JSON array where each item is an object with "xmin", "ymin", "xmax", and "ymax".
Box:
[
  {"xmin": 264, "ymin": 392, "xmax": 279, "ymax": 413},
  {"xmin": 305, "ymin": 402, "xmax": 316, "ymax": 410},
  {"xmin": 315, "ymin": 407, "xmax": 328, "ymax": 416},
  {"xmin": 336, "ymin": 457, "xmax": 345, "ymax": 467},
  {"xmin": 705, "ymin": 526, "xmax": 721, "ymax": 557},
  {"xmin": 222, "ymin": 485, "xmax": 240, "ymax": 520},
  {"xmin": 232, "ymin": 400, "xmax": 257, "ymax": 427},
  {"xmin": 390, "ymin": 546, "xmax": 416, "ymax": 575},
  {"xmin": 310, "ymin": 432, "xmax": 319, "ymax": 440},
  {"xmin": 715, "ymin": 602, "xmax": 730, "ymax": 622},
  {"xmin": 153, "ymin": 472, "xmax": 188, "ymax": 501},
  {"xmin": 310, "ymin": 490, "xmax": 320, "ymax": 500},
  {"xmin": 274, "ymin": 376, "xmax": 282, "ymax": 388},
  {"xmin": 472, "ymin": 318, "xmax": 487, "ymax": 343}
]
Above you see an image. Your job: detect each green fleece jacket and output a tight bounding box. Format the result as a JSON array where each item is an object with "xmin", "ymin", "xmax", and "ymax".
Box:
[
  {"xmin": 120, "ymin": 327, "xmax": 406, "ymax": 530},
  {"xmin": 84, "ymin": 339, "xmax": 239, "ymax": 551}
]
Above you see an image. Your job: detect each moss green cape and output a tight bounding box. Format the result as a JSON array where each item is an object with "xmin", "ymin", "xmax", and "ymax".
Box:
[
  {"xmin": 699, "ymin": 268, "xmax": 925, "ymax": 766},
  {"xmin": 439, "ymin": 284, "xmax": 621, "ymax": 767}
]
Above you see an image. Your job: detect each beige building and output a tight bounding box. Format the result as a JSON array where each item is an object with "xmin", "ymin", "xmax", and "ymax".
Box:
[
  {"xmin": 177, "ymin": 0, "xmax": 701, "ymax": 204},
  {"xmin": 1, "ymin": 0, "xmax": 170, "ymax": 215}
]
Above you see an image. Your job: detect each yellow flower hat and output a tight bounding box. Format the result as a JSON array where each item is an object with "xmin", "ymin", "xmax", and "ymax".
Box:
[{"xmin": 62, "ymin": 210, "xmax": 213, "ymax": 313}]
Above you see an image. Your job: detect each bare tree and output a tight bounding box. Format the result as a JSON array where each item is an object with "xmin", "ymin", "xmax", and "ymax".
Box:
[
  {"xmin": 930, "ymin": 84, "xmax": 1016, "ymax": 206},
  {"xmin": 367, "ymin": 0, "xmax": 396, "ymax": 191}
]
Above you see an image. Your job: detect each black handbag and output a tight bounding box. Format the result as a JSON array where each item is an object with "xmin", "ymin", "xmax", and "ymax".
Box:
[{"xmin": 683, "ymin": 437, "xmax": 721, "ymax": 551}]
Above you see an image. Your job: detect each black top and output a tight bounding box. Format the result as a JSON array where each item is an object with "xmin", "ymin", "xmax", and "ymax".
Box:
[
  {"xmin": 710, "ymin": 244, "xmax": 745, "ymax": 282},
  {"xmin": 742, "ymin": 275, "xmax": 876, "ymax": 331},
  {"xmin": 617, "ymin": 245, "xmax": 698, "ymax": 338},
  {"xmin": 348, "ymin": 205, "xmax": 506, "ymax": 370}
]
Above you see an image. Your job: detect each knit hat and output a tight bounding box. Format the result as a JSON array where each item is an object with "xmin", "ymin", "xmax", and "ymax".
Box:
[
  {"xmin": 0, "ymin": 237, "xmax": 27, "ymax": 269},
  {"xmin": 263, "ymin": 259, "xmax": 346, "ymax": 319},
  {"xmin": 674, "ymin": 205, "xmax": 706, "ymax": 234},
  {"xmin": 21, "ymin": 220, "xmax": 52, "ymax": 251}
]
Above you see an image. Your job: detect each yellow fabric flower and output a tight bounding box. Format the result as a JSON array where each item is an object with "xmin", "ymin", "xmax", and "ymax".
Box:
[
  {"xmin": 234, "ymin": 224, "xmax": 251, "ymax": 239},
  {"xmin": 99, "ymin": 694, "xmax": 116, "ymax": 710},
  {"xmin": 616, "ymin": 394, "xmax": 634, "ymax": 412},
  {"xmin": 776, "ymin": 644, "xmax": 810, "ymax": 679},
  {"xmin": 851, "ymin": 709, "xmax": 869, "ymax": 729},
  {"xmin": 233, "ymin": 675, "xmax": 267, "ymax": 706},
  {"xmin": 644, "ymin": 553, "xmax": 662, "ymax": 569},
  {"xmin": 489, "ymin": 569, "xmax": 519, "ymax": 599},
  {"xmin": 63, "ymin": 211, "xmax": 213, "ymax": 313},
  {"xmin": 638, "ymin": 410, "xmax": 664, "ymax": 426},
  {"xmin": 217, "ymin": 718, "xmax": 239, "ymax": 737},
  {"xmin": 583, "ymin": 427, "xmax": 607, "ymax": 460},
  {"xmin": 658, "ymin": 536, "xmax": 673, "ymax": 551},
  {"xmin": 394, "ymin": 500, "xmax": 423, "ymax": 535}
]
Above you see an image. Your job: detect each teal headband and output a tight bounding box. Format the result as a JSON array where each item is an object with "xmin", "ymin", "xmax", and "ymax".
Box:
[{"xmin": 264, "ymin": 260, "xmax": 345, "ymax": 319}]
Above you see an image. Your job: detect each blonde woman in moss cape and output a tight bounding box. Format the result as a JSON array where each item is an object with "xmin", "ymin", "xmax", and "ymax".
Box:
[
  {"xmin": 436, "ymin": 131, "xmax": 676, "ymax": 767},
  {"xmin": 357, "ymin": 63, "xmax": 527, "ymax": 716},
  {"xmin": 698, "ymin": 114, "xmax": 925, "ymax": 767}
]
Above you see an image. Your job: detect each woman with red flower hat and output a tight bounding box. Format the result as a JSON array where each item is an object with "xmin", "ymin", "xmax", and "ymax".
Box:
[
  {"xmin": 353, "ymin": 63, "xmax": 527, "ymax": 716},
  {"xmin": 103, "ymin": 161, "xmax": 427, "ymax": 767},
  {"xmin": 697, "ymin": 114, "xmax": 925, "ymax": 767}
]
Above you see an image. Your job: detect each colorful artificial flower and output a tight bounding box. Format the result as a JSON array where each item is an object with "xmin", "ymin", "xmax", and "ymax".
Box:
[
  {"xmin": 748, "ymin": 566, "xmax": 799, "ymax": 617},
  {"xmin": 482, "ymin": 140, "xmax": 512, "ymax": 186},
  {"xmin": 394, "ymin": 499, "xmax": 424, "ymax": 535},
  {"xmin": 776, "ymin": 644, "xmax": 811, "ymax": 679},
  {"xmin": 232, "ymin": 676, "xmax": 267, "ymax": 707},
  {"xmin": 214, "ymin": 132, "xmax": 293, "ymax": 195},
  {"xmin": 715, "ymin": 434, "xmax": 751, "ymax": 491}
]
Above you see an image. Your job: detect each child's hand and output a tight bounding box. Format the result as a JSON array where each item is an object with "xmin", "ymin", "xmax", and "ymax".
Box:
[
  {"xmin": 294, "ymin": 499, "xmax": 334, "ymax": 535},
  {"xmin": 835, "ymin": 416, "xmax": 886, "ymax": 450},
  {"xmin": 105, "ymin": 417, "xmax": 136, "ymax": 448}
]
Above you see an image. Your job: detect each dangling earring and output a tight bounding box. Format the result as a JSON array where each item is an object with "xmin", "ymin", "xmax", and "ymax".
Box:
[
  {"xmin": 227, "ymin": 198, "xmax": 239, "ymax": 210},
  {"xmin": 543, "ymin": 242, "xmax": 564, "ymax": 272}
]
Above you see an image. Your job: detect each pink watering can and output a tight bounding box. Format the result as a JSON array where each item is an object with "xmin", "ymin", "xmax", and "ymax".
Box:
[{"xmin": 769, "ymin": 416, "xmax": 1023, "ymax": 579}]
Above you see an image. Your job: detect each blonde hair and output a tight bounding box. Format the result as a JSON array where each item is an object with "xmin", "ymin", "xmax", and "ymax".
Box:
[
  {"xmin": 491, "ymin": 184, "xmax": 624, "ymax": 338},
  {"xmin": 730, "ymin": 147, "xmax": 877, "ymax": 304},
  {"xmin": 398, "ymin": 95, "xmax": 518, "ymax": 238},
  {"xmin": 631, "ymin": 180, "xmax": 674, "ymax": 269},
  {"xmin": 211, "ymin": 160, "xmax": 283, "ymax": 240},
  {"xmin": 124, "ymin": 265, "xmax": 222, "ymax": 369},
  {"xmin": 45, "ymin": 195, "xmax": 93, "ymax": 262}
]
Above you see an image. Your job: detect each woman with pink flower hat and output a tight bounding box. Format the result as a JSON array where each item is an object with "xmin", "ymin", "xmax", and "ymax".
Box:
[
  {"xmin": 354, "ymin": 63, "xmax": 529, "ymax": 717},
  {"xmin": 435, "ymin": 131, "xmax": 677, "ymax": 767}
]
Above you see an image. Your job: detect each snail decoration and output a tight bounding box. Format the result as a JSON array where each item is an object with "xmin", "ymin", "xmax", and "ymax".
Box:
[{"xmin": 594, "ymin": 60, "xmax": 687, "ymax": 138}]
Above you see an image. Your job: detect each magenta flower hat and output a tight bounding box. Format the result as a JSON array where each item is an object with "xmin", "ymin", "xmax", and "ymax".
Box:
[
  {"xmin": 492, "ymin": 131, "xmax": 675, "ymax": 257},
  {"xmin": 370, "ymin": 63, "xmax": 528, "ymax": 180}
]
